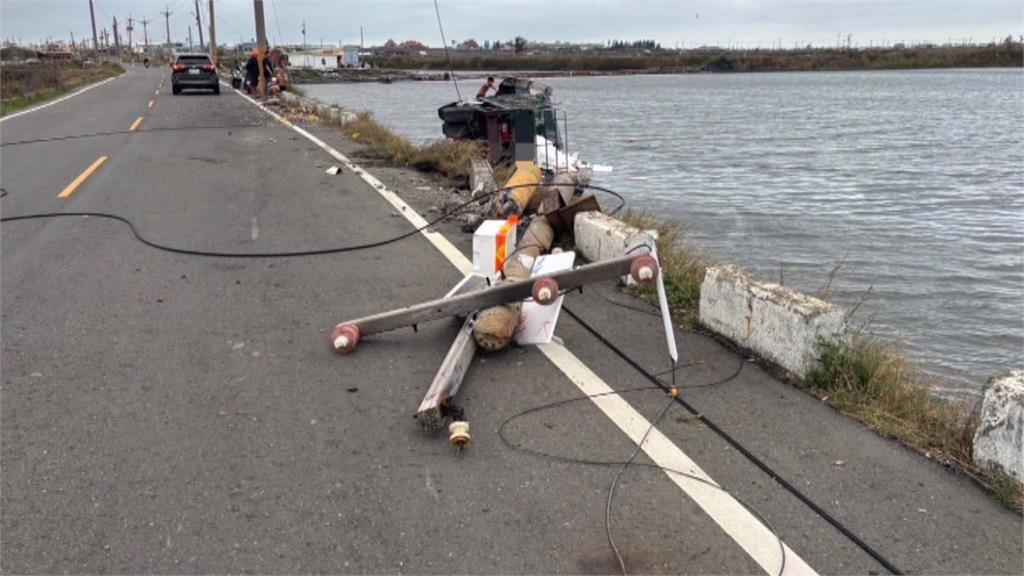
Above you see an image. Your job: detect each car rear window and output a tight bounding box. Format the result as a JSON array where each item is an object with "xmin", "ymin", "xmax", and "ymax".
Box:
[{"xmin": 177, "ymin": 56, "xmax": 211, "ymax": 64}]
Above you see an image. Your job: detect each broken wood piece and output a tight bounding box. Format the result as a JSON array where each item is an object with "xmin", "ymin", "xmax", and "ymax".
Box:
[
  {"xmin": 331, "ymin": 252, "xmax": 658, "ymax": 353},
  {"xmin": 416, "ymin": 314, "xmax": 478, "ymax": 429}
]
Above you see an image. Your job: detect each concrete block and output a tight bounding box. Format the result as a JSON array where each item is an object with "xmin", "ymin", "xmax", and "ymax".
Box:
[
  {"xmin": 973, "ymin": 370, "xmax": 1024, "ymax": 483},
  {"xmin": 573, "ymin": 211, "xmax": 657, "ymax": 263},
  {"xmin": 470, "ymin": 158, "xmax": 497, "ymax": 198},
  {"xmin": 699, "ymin": 266, "xmax": 847, "ymax": 378}
]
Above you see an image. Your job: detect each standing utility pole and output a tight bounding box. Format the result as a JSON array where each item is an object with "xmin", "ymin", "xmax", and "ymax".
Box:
[
  {"xmin": 301, "ymin": 21, "xmax": 306, "ymax": 50},
  {"xmin": 88, "ymin": 0, "xmax": 100, "ymax": 56},
  {"xmin": 360, "ymin": 26, "xmax": 363, "ymax": 49},
  {"xmin": 253, "ymin": 0, "xmax": 268, "ymax": 98},
  {"xmin": 112, "ymin": 16, "xmax": 121, "ymax": 60},
  {"xmin": 126, "ymin": 16, "xmax": 134, "ymax": 62},
  {"xmin": 207, "ymin": 0, "xmax": 217, "ymax": 65},
  {"xmin": 70, "ymin": 31, "xmax": 76, "ymax": 54},
  {"xmin": 161, "ymin": 6, "xmax": 173, "ymax": 54},
  {"xmin": 188, "ymin": 25, "xmax": 193, "ymax": 50},
  {"xmin": 193, "ymin": 0, "xmax": 205, "ymax": 51},
  {"xmin": 141, "ymin": 18, "xmax": 150, "ymax": 54}
]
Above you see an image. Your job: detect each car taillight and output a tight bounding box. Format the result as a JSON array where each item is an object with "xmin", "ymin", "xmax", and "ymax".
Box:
[
  {"xmin": 173, "ymin": 64, "xmax": 186, "ymax": 71},
  {"xmin": 202, "ymin": 64, "xmax": 215, "ymax": 73}
]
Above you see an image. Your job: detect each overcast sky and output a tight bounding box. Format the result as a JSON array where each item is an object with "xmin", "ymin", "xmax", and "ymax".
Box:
[{"xmin": 2, "ymin": 0, "xmax": 1022, "ymax": 49}]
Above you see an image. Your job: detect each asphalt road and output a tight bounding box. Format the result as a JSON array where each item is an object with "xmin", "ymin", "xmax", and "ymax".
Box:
[{"xmin": 2, "ymin": 66, "xmax": 1021, "ymax": 574}]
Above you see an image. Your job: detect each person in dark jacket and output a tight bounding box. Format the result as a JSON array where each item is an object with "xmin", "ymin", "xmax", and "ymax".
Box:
[{"xmin": 244, "ymin": 50, "xmax": 260, "ymax": 94}]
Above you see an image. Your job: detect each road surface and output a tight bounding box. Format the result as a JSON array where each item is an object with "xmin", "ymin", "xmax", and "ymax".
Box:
[{"xmin": 2, "ymin": 66, "xmax": 1020, "ymax": 574}]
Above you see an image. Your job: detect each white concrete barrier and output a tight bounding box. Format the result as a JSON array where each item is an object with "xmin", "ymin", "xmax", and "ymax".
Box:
[
  {"xmin": 573, "ymin": 211, "xmax": 657, "ymax": 263},
  {"xmin": 699, "ymin": 266, "xmax": 847, "ymax": 379},
  {"xmin": 973, "ymin": 370, "xmax": 1024, "ymax": 483}
]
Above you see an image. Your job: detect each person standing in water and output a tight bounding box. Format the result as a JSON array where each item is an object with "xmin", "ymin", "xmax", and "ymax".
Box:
[{"xmin": 477, "ymin": 76, "xmax": 496, "ymax": 99}]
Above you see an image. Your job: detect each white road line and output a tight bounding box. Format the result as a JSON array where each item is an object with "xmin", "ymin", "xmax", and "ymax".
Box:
[
  {"xmin": 231, "ymin": 85, "xmax": 817, "ymax": 576},
  {"xmin": 0, "ymin": 73, "xmax": 125, "ymax": 123}
]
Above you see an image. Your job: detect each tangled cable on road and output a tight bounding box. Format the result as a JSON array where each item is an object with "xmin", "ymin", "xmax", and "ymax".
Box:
[
  {"xmin": 0, "ymin": 123, "xmax": 273, "ymax": 148},
  {"xmin": 0, "ymin": 182, "xmax": 625, "ymax": 259}
]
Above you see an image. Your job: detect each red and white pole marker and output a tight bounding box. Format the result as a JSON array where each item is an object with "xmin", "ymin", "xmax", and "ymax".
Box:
[
  {"xmin": 531, "ymin": 277, "xmax": 560, "ymax": 306},
  {"xmin": 331, "ymin": 324, "xmax": 360, "ymax": 354},
  {"xmin": 629, "ymin": 254, "xmax": 660, "ymax": 286}
]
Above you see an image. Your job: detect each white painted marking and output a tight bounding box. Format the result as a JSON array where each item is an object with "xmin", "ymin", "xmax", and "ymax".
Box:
[
  {"xmin": 538, "ymin": 343, "xmax": 816, "ymax": 576},
  {"xmin": 233, "ymin": 83, "xmax": 817, "ymax": 575},
  {"xmin": 250, "ymin": 217, "xmax": 259, "ymax": 241},
  {"xmin": 0, "ymin": 73, "xmax": 125, "ymax": 123}
]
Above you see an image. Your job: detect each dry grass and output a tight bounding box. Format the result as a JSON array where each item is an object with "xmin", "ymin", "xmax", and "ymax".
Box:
[
  {"xmin": 807, "ymin": 335, "xmax": 1022, "ymax": 513},
  {"xmin": 620, "ymin": 210, "xmax": 708, "ymax": 324},
  {"xmin": 329, "ymin": 111, "xmax": 483, "ymax": 184},
  {"xmin": 1, "ymin": 62, "xmax": 124, "ymax": 116}
]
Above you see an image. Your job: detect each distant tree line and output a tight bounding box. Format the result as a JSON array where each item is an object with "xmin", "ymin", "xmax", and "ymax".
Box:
[{"xmin": 366, "ymin": 42, "xmax": 1023, "ymax": 73}]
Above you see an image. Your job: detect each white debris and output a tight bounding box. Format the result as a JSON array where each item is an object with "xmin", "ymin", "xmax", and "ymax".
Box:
[{"xmin": 325, "ymin": 166, "xmax": 341, "ymax": 175}]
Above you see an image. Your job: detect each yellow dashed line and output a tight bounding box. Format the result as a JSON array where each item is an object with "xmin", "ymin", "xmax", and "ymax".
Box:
[
  {"xmin": 58, "ymin": 156, "xmax": 108, "ymax": 199},
  {"xmin": 130, "ymin": 116, "xmax": 144, "ymax": 131}
]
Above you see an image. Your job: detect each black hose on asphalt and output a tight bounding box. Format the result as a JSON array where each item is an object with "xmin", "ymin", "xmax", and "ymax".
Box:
[{"xmin": 560, "ymin": 304, "xmax": 905, "ymax": 576}]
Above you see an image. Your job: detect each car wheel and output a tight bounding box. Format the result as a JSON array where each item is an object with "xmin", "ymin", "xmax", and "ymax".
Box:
[
  {"xmin": 213, "ymin": 85, "xmax": 220, "ymax": 95},
  {"xmin": 172, "ymin": 85, "xmax": 181, "ymax": 95}
]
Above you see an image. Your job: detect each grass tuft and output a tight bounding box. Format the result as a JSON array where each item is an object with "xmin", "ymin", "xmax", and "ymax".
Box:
[
  {"xmin": 620, "ymin": 210, "xmax": 708, "ymax": 323},
  {"xmin": 807, "ymin": 335, "xmax": 1023, "ymax": 513}
]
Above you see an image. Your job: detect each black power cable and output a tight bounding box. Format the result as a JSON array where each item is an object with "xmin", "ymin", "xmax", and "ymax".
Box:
[
  {"xmin": 0, "ymin": 124, "xmax": 271, "ymax": 148},
  {"xmin": 0, "ymin": 183, "xmax": 625, "ymax": 258},
  {"xmin": 560, "ymin": 304, "xmax": 905, "ymax": 576},
  {"xmin": 498, "ymin": 385, "xmax": 788, "ymax": 576}
]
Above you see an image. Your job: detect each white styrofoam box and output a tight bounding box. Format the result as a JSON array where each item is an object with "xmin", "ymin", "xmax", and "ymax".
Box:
[
  {"xmin": 699, "ymin": 266, "xmax": 848, "ymax": 378},
  {"xmin": 973, "ymin": 370, "xmax": 1024, "ymax": 483},
  {"xmin": 472, "ymin": 219, "xmax": 518, "ymax": 278}
]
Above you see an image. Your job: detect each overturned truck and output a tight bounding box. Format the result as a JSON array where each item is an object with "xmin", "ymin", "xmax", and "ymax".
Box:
[{"xmin": 438, "ymin": 77, "xmax": 567, "ymax": 168}]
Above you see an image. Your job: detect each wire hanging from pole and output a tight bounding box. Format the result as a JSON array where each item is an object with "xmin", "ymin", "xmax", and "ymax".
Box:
[{"xmin": 433, "ymin": 0, "xmax": 463, "ymax": 102}]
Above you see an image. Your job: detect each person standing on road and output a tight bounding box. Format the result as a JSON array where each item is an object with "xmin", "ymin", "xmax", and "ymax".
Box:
[{"xmin": 244, "ymin": 50, "xmax": 261, "ymax": 95}]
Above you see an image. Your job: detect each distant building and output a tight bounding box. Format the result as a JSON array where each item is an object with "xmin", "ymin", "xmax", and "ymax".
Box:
[{"xmin": 290, "ymin": 49, "xmax": 361, "ymax": 69}]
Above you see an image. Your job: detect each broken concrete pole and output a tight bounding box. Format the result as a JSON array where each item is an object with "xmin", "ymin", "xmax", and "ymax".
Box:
[
  {"xmin": 699, "ymin": 266, "xmax": 848, "ymax": 379},
  {"xmin": 470, "ymin": 158, "xmax": 497, "ymax": 201},
  {"xmin": 502, "ymin": 218, "xmax": 555, "ymax": 281},
  {"xmin": 473, "ymin": 304, "xmax": 522, "ymax": 351},
  {"xmin": 973, "ymin": 371, "xmax": 1024, "ymax": 483},
  {"xmin": 472, "ymin": 218, "xmax": 555, "ymax": 351},
  {"xmin": 574, "ymin": 211, "xmax": 657, "ymax": 263}
]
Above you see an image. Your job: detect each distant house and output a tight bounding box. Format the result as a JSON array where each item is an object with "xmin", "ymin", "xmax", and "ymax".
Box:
[
  {"xmin": 290, "ymin": 49, "xmax": 361, "ymax": 69},
  {"xmin": 291, "ymin": 51, "xmax": 339, "ymax": 70}
]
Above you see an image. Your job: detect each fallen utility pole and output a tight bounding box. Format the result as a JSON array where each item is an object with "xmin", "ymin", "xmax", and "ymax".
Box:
[
  {"xmin": 414, "ymin": 275, "xmax": 488, "ymax": 429},
  {"xmin": 331, "ymin": 252, "xmax": 658, "ymax": 353}
]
